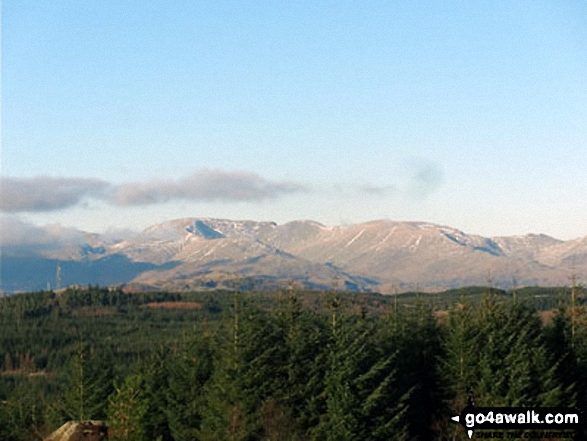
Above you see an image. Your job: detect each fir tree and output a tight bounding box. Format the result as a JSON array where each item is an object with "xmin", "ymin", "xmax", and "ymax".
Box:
[
  {"xmin": 199, "ymin": 296, "xmax": 268, "ymax": 440},
  {"xmin": 165, "ymin": 332, "xmax": 213, "ymax": 441},
  {"xmin": 142, "ymin": 347, "xmax": 173, "ymax": 441},
  {"xmin": 314, "ymin": 313, "xmax": 411, "ymax": 440},
  {"xmin": 386, "ymin": 302, "xmax": 441, "ymax": 440},
  {"xmin": 476, "ymin": 302, "xmax": 569, "ymax": 407},
  {"xmin": 438, "ymin": 303, "xmax": 481, "ymax": 412},
  {"xmin": 60, "ymin": 342, "xmax": 114, "ymax": 421},
  {"xmin": 108, "ymin": 374, "xmax": 148, "ymax": 441},
  {"xmin": 276, "ymin": 294, "xmax": 329, "ymax": 435}
]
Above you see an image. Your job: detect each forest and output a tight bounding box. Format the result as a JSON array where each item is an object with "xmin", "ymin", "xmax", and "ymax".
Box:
[{"xmin": 0, "ymin": 284, "xmax": 586, "ymax": 440}]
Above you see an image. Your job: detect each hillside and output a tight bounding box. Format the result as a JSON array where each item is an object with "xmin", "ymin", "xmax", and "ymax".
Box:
[{"xmin": 2, "ymin": 218, "xmax": 586, "ymax": 292}]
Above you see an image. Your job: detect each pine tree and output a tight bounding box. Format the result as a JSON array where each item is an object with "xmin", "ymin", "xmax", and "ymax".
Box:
[
  {"xmin": 438, "ymin": 303, "xmax": 481, "ymax": 412},
  {"xmin": 142, "ymin": 346, "xmax": 173, "ymax": 441},
  {"xmin": 165, "ymin": 332, "xmax": 213, "ymax": 441},
  {"xmin": 276, "ymin": 294, "xmax": 329, "ymax": 435},
  {"xmin": 60, "ymin": 342, "xmax": 114, "ymax": 421},
  {"xmin": 199, "ymin": 296, "xmax": 271, "ymax": 440},
  {"xmin": 386, "ymin": 302, "xmax": 441, "ymax": 440},
  {"xmin": 107, "ymin": 374, "xmax": 148, "ymax": 441},
  {"xmin": 314, "ymin": 313, "xmax": 411, "ymax": 440},
  {"xmin": 476, "ymin": 302, "xmax": 569, "ymax": 407},
  {"xmin": 0, "ymin": 376, "xmax": 48, "ymax": 441}
]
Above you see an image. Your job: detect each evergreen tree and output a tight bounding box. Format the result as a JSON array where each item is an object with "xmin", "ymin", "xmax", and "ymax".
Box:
[
  {"xmin": 108, "ymin": 374, "xmax": 148, "ymax": 441},
  {"xmin": 0, "ymin": 377, "xmax": 48, "ymax": 441},
  {"xmin": 142, "ymin": 347, "xmax": 173, "ymax": 441},
  {"xmin": 199, "ymin": 295, "xmax": 267, "ymax": 440},
  {"xmin": 59, "ymin": 342, "xmax": 114, "ymax": 421},
  {"xmin": 475, "ymin": 302, "xmax": 568, "ymax": 407},
  {"xmin": 438, "ymin": 303, "xmax": 481, "ymax": 412},
  {"xmin": 384, "ymin": 302, "xmax": 441, "ymax": 440},
  {"xmin": 276, "ymin": 294, "xmax": 329, "ymax": 435},
  {"xmin": 165, "ymin": 332, "xmax": 213, "ymax": 441},
  {"xmin": 314, "ymin": 313, "xmax": 411, "ymax": 440}
]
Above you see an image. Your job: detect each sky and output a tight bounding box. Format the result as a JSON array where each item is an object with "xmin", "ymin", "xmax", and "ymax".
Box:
[{"xmin": 2, "ymin": 0, "xmax": 587, "ymax": 241}]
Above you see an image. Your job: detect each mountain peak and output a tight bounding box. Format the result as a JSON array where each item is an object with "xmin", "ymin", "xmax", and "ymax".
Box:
[{"xmin": 3, "ymin": 217, "xmax": 586, "ymax": 293}]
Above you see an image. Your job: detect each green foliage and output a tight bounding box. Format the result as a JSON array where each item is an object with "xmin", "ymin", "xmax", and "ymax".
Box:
[
  {"xmin": 276, "ymin": 294, "xmax": 329, "ymax": 434},
  {"xmin": 438, "ymin": 303, "xmax": 480, "ymax": 411},
  {"xmin": 1, "ymin": 285, "xmax": 586, "ymax": 440},
  {"xmin": 141, "ymin": 347, "xmax": 173, "ymax": 441},
  {"xmin": 108, "ymin": 374, "xmax": 149, "ymax": 441},
  {"xmin": 59, "ymin": 342, "xmax": 114, "ymax": 421},
  {"xmin": 199, "ymin": 302, "xmax": 282, "ymax": 440},
  {"xmin": 0, "ymin": 376, "xmax": 50, "ymax": 441},
  {"xmin": 314, "ymin": 314, "xmax": 411, "ymax": 440},
  {"xmin": 438, "ymin": 298, "xmax": 577, "ymax": 439},
  {"xmin": 165, "ymin": 333, "xmax": 213, "ymax": 441}
]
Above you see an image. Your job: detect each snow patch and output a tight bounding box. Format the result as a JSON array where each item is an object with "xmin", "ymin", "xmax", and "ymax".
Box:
[
  {"xmin": 373, "ymin": 226, "xmax": 397, "ymax": 251},
  {"xmin": 345, "ymin": 230, "xmax": 365, "ymax": 248}
]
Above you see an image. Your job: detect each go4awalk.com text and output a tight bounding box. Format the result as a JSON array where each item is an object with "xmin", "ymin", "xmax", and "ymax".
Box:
[{"xmin": 451, "ymin": 406, "xmax": 582, "ymax": 439}]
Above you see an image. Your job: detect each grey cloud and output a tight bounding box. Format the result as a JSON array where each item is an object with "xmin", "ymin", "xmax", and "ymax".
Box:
[
  {"xmin": 0, "ymin": 170, "xmax": 305, "ymax": 212},
  {"xmin": 0, "ymin": 217, "xmax": 86, "ymax": 250},
  {"xmin": 111, "ymin": 169, "xmax": 305, "ymax": 206},
  {"xmin": 338, "ymin": 161, "xmax": 442, "ymax": 200},
  {"xmin": 101, "ymin": 227, "xmax": 140, "ymax": 242},
  {"xmin": 358, "ymin": 184, "xmax": 397, "ymax": 196},
  {"xmin": 330, "ymin": 183, "xmax": 396, "ymax": 197},
  {"xmin": 407, "ymin": 160, "xmax": 443, "ymax": 199},
  {"xmin": 0, "ymin": 177, "xmax": 109, "ymax": 212}
]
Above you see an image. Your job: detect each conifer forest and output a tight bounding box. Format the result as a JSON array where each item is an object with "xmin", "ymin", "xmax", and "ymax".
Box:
[{"xmin": 0, "ymin": 285, "xmax": 586, "ymax": 440}]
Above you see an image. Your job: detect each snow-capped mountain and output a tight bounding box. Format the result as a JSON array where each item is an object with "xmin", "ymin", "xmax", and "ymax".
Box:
[{"xmin": 2, "ymin": 218, "xmax": 586, "ymax": 292}]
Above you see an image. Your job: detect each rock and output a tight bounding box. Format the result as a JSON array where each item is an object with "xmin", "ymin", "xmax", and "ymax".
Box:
[{"xmin": 44, "ymin": 420, "xmax": 108, "ymax": 441}]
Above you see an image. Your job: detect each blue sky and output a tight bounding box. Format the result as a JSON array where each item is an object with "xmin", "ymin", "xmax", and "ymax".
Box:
[{"xmin": 2, "ymin": 1, "xmax": 587, "ymax": 240}]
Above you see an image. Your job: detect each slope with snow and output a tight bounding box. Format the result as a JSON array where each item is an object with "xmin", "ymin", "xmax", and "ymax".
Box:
[{"xmin": 2, "ymin": 217, "xmax": 585, "ymax": 292}]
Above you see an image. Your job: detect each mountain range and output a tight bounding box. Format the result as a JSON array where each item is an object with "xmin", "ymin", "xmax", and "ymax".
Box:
[{"xmin": 2, "ymin": 218, "xmax": 586, "ymax": 293}]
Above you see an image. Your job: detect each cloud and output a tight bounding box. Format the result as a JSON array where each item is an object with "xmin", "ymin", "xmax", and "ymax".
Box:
[
  {"xmin": 336, "ymin": 160, "xmax": 442, "ymax": 200},
  {"xmin": 101, "ymin": 227, "xmax": 140, "ymax": 242},
  {"xmin": 358, "ymin": 184, "xmax": 397, "ymax": 196},
  {"xmin": 0, "ymin": 217, "xmax": 86, "ymax": 250},
  {"xmin": 0, "ymin": 177, "xmax": 109, "ymax": 212},
  {"xmin": 0, "ymin": 217, "xmax": 137, "ymax": 252},
  {"xmin": 330, "ymin": 183, "xmax": 397, "ymax": 198},
  {"xmin": 0, "ymin": 170, "xmax": 305, "ymax": 212},
  {"xmin": 110, "ymin": 169, "xmax": 305, "ymax": 206},
  {"xmin": 407, "ymin": 160, "xmax": 443, "ymax": 199}
]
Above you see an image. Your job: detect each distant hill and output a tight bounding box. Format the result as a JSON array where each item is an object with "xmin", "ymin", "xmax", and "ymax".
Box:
[{"xmin": 2, "ymin": 218, "xmax": 586, "ymax": 293}]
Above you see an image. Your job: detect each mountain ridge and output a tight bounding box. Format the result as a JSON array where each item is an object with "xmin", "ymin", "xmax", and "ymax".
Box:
[{"xmin": 2, "ymin": 217, "xmax": 585, "ymax": 293}]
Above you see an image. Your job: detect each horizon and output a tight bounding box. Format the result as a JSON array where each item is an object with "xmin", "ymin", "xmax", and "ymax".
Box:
[
  {"xmin": 2, "ymin": 1, "xmax": 587, "ymax": 241},
  {"xmin": 2, "ymin": 215, "xmax": 583, "ymax": 249}
]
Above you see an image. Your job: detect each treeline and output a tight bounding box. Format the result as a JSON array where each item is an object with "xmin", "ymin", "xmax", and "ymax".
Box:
[{"xmin": 0, "ymin": 286, "xmax": 586, "ymax": 440}]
